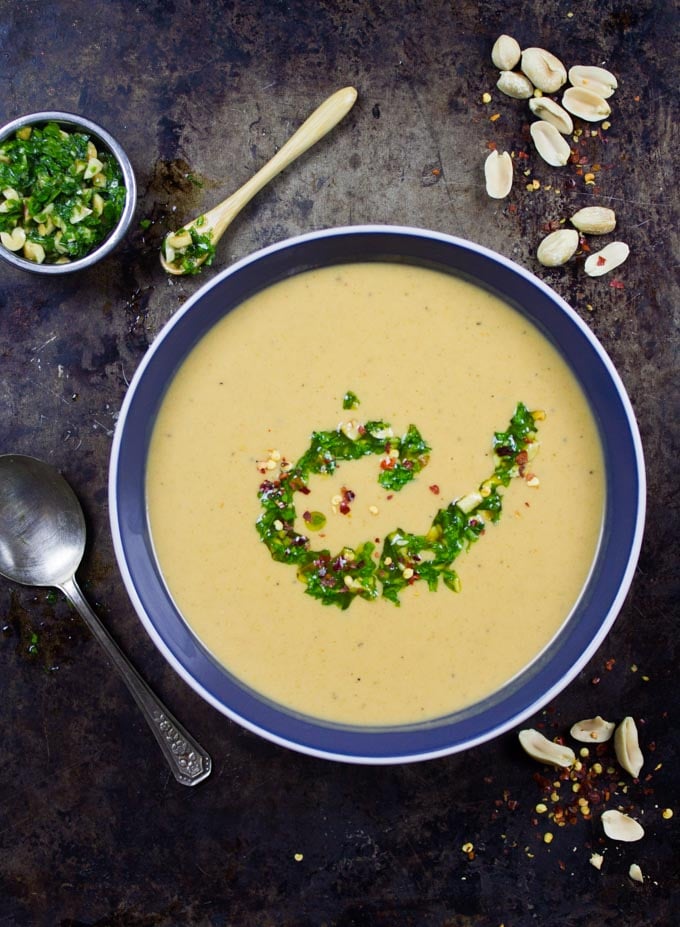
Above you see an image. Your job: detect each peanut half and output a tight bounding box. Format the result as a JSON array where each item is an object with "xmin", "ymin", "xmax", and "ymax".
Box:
[
  {"xmin": 562, "ymin": 86, "xmax": 611, "ymax": 122},
  {"xmin": 568, "ymin": 65, "xmax": 618, "ymax": 99},
  {"xmin": 614, "ymin": 716, "xmax": 644, "ymax": 777},
  {"xmin": 530, "ymin": 120, "xmax": 572, "ymax": 166},
  {"xmin": 601, "ymin": 809, "xmax": 645, "ymax": 842},
  {"xmin": 484, "ymin": 149, "xmax": 513, "ymax": 199},
  {"xmin": 528, "ymin": 96, "xmax": 574, "ymax": 135},
  {"xmin": 570, "ymin": 715, "xmax": 615, "ymax": 743},
  {"xmin": 584, "ymin": 241, "xmax": 629, "ymax": 277},
  {"xmin": 518, "ymin": 728, "xmax": 576, "ymax": 767}
]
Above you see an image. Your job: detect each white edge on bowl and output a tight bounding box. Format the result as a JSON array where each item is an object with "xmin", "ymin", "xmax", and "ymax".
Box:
[{"xmin": 108, "ymin": 224, "xmax": 647, "ymax": 765}]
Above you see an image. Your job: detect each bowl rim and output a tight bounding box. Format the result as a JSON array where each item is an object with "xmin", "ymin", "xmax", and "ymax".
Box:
[
  {"xmin": 0, "ymin": 110, "xmax": 136, "ymax": 274},
  {"xmin": 109, "ymin": 224, "xmax": 646, "ymax": 764}
]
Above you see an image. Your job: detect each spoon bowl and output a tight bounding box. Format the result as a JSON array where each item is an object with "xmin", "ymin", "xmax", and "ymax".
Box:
[
  {"xmin": 0, "ymin": 454, "xmax": 211, "ymax": 786},
  {"xmin": 160, "ymin": 86, "xmax": 357, "ymax": 275}
]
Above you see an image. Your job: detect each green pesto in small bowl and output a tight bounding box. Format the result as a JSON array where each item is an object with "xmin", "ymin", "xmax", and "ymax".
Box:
[{"xmin": 0, "ymin": 112, "xmax": 136, "ymax": 274}]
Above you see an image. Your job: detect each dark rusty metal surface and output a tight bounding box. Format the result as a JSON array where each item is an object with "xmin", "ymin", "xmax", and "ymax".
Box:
[{"xmin": 0, "ymin": 1, "xmax": 678, "ymax": 925}]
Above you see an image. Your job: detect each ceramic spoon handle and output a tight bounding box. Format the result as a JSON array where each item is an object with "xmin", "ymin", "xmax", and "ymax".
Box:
[{"xmin": 61, "ymin": 576, "xmax": 212, "ymax": 787}]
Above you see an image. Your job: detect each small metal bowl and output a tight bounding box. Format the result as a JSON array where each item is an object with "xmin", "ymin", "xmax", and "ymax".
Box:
[{"xmin": 0, "ymin": 111, "xmax": 136, "ymax": 274}]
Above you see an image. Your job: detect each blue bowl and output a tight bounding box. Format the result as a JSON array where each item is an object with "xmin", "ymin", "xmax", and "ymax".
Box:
[{"xmin": 109, "ymin": 226, "xmax": 645, "ymax": 764}]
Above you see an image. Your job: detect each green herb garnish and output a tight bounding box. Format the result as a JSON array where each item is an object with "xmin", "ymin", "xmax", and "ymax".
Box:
[
  {"xmin": 342, "ymin": 390, "xmax": 360, "ymax": 410},
  {"xmin": 162, "ymin": 224, "xmax": 216, "ymax": 275},
  {"xmin": 0, "ymin": 122, "xmax": 125, "ymax": 263},
  {"xmin": 256, "ymin": 402, "xmax": 541, "ymax": 609}
]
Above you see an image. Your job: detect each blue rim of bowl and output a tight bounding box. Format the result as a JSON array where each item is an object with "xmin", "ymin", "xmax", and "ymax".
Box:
[
  {"xmin": 0, "ymin": 111, "xmax": 136, "ymax": 274},
  {"xmin": 109, "ymin": 225, "xmax": 646, "ymax": 764}
]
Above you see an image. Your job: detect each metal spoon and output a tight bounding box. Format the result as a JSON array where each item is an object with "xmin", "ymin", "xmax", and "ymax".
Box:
[
  {"xmin": 160, "ymin": 85, "xmax": 358, "ymax": 275},
  {"xmin": 0, "ymin": 454, "xmax": 211, "ymax": 786}
]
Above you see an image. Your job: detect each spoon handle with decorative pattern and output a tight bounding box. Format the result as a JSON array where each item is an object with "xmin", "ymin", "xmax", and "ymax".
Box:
[{"xmin": 61, "ymin": 576, "xmax": 212, "ymax": 786}]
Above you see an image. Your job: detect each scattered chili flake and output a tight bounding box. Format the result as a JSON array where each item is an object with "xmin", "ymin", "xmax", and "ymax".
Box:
[
  {"xmin": 610, "ymin": 279, "xmax": 625, "ymax": 289},
  {"xmin": 486, "ymin": 140, "xmax": 497, "ymax": 150},
  {"xmin": 429, "ymin": 484, "xmax": 440, "ymax": 495},
  {"xmin": 597, "ymin": 255, "xmax": 607, "ymax": 266},
  {"xmin": 604, "ymin": 658, "xmax": 616, "ymax": 671}
]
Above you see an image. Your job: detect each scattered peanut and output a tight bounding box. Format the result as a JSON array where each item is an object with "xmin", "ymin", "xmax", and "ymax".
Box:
[
  {"xmin": 584, "ymin": 241, "xmax": 630, "ymax": 277},
  {"xmin": 520, "ymin": 47, "xmax": 567, "ymax": 93},
  {"xmin": 484, "ymin": 149, "xmax": 513, "ymax": 199},
  {"xmin": 628, "ymin": 863, "xmax": 644, "ymax": 883},
  {"xmin": 536, "ymin": 228, "xmax": 579, "ymax": 267},
  {"xmin": 497, "ymin": 70, "xmax": 534, "ymax": 99},
  {"xmin": 518, "ymin": 728, "xmax": 576, "ymax": 767},
  {"xmin": 491, "ymin": 34, "xmax": 521, "ymax": 70},
  {"xmin": 601, "ymin": 809, "xmax": 645, "ymax": 842},
  {"xmin": 528, "ymin": 96, "xmax": 574, "ymax": 134},
  {"xmin": 530, "ymin": 120, "xmax": 572, "ymax": 166},
  {"xmin": 568, "ymin": 65, "xmax": 618, "ymax": 99},
  {"xmin": 614, "ymin": 716, "xmax": 644, "ymax": 777},
  {"xmin": 569, "ymin": 716, "xmax": 615, "ymax": 743},
  {"xmin": 570, "ymin": 206, "xmax": 616, "ymax": 234},
  {"xmin": 562, "ymin": 86, "xmax": 611, "ymax": 122}
]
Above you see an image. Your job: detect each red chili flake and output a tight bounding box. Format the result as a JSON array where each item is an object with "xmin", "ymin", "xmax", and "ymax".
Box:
[
  {"xmin": 517, "ymin": 150, "xmax": 530, "ymax": 159},
  {"xmin": 431, "ymin": 167, "xmax": 441, "ymax": 177},
  {"xmin": 507, "ymin": 203, "xmax": 518, "ymax": 214},
  {"xmin": 386, "ymin": 494, "xmax": 394, "ymax": 501},
  {"xmin": 610, "ymin": 279, "xmax": 625, "ymax": 289},
  {"xmin": 579, "ymin": 236, "xmax": 591, "ymax": 252},
  {"xmin": 429, "ymin": 484, "xmax": 440, "ymax": 495},
  {"xmin": 597, "ymin": 255, "xmax": 607, "ymax": 266},
  {"xmin": 380, "ymin": 458, "xmax": 395, "ymax": 470},
  {"xmin": 604, "ymin": 658, "xmax": 616, "ymax": 671},
  {"xmin": 486, "ymin": 140, "xmax": 497, "ymax": 151},
  {"xmin": 591, "ymin": 676, "xmax": 601, "ymax": 685}
]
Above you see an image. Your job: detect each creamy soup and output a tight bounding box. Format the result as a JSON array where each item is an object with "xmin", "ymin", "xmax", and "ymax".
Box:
[{"xmin": 146, "ymin": 263, "xmax": 604, "ymax": 725}]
